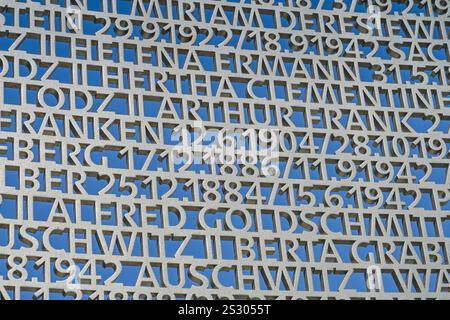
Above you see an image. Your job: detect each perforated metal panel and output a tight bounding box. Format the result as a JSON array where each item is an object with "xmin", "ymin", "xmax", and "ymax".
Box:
[{"xmin": 0, "ymin": 0, "xmax": 449, "ymax": 300}]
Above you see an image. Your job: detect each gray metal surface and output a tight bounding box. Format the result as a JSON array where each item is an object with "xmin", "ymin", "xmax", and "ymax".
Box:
[{"xmin": 0, "ymin": 0, "xmax": 449, "ymax": 299}]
